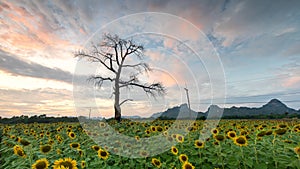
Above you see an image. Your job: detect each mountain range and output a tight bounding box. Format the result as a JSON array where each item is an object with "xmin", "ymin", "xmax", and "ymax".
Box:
[{"xmin": 150, "ymin": 99, "xmax": 300, "ymax": 119}]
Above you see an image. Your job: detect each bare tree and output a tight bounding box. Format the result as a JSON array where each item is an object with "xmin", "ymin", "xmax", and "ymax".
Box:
[{"xmin": 75, "ymin": 34, "xmax": 165, "ymax": 122}]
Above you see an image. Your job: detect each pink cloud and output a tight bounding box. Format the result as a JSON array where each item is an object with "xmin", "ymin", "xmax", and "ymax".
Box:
[
  {"xmin": 148, "ymin": 58, "xmax": 187, "ymax": 88},
  {"xmin": 0, "ymin": 2, "xmax": 80, "ymax": 59},
  {"xmin": 283, "ymin": 76, "xmax": 300, "ymax": 88}
]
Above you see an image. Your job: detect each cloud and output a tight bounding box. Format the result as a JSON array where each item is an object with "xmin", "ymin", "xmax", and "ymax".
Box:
[
  {"xmin": 0, "ymin": 50, "xmax": 74, "ymax": 83},
  {"xmin": 0, "ymin": 88, "xmax": 75, "ymax": 117},
  {"xmin": 213, "ymin": 0, "xmax": 300, "ymax": 47},
  {"xmin": 0, "ymin": 0, "xmax": 84, "ymax": 61},
  {"xmin": 278, "ymin": 63, "xmax": 300, "ymax": 89},
  {"xmin": 283, "ymin": 76, "xmax": 300, "ymax": 88},
  {"xmin": 1, "ymin": 0, "xmax": 300, "ymax": 116}
]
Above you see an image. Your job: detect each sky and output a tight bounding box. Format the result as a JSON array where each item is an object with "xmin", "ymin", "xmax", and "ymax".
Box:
[{"xmin": 0, "ymin": 0, "xmax": 300, "ymax": 118}]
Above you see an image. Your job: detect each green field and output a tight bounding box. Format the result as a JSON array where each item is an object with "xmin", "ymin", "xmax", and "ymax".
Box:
[{"xmin": 1, "ymin": 119, "xmax": 300, "ymax": 169}]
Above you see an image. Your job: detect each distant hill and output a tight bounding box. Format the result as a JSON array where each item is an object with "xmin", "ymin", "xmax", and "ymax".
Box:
[
  {"xmin": 219, "ymin": 99, "xmax": 299, "ymax": 117},
  {"xmin": 151, "ymin": 99, "xmax": 300, "ymax": 119},
  {"xmin": 151, "ymin": 103, "xmax": 205, "ymax": 119},
  {"xmin": 122, "ymin": 115, "xmax": 141, "ymax": 119}
]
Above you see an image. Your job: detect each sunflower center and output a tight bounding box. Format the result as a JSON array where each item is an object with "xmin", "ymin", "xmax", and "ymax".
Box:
[
  {"xmin": 93, "ymin": 146, "xmax": 100, "ymax": 151},
  {"xmin": 72, "ymin": 144, "xmax": 79, "ymax": 148},
  {"xmin": 60, "ymin": 161, "xmax": 73, "ymax": 169},
  {"xmin": 184, "ymin": 164, "xmax": 193, "ymax": 169},
  {"xmin": 41, "ymin": 145, "xmax": 51, "ymax": 153},
  {"xmin": 17, "ymin": 149, "xmax": 25, "ymax": 156},
  {"xmin": 181, "ymin": 156, "xmax": 187, "ymax": 161},
  {"xmin": 154, "ymin": 160, "xmax": 160, "ymax": 166},
  {"xmin": 36, "ymin": 161, "xmax": 46, "ymax": 169},
  {"xmin": 237, "ymin": 137, "xmax": 246, "ymax": 144},
  {"xmin": 230, "ymin": 133, "xmax": 235, "ymax": 137},
  {"xmin": 215, "ymin": 135, "xmax": 225, "ymax": 141},
  {"xmin": 101, "ymin": 151, "xmax": 107, "ymax": 156}
]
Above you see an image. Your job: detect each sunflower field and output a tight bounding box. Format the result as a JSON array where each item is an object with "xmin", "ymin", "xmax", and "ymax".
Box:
[{"xmin": 0, "ymin": 119, "xmax": 300, "ymax": 169}]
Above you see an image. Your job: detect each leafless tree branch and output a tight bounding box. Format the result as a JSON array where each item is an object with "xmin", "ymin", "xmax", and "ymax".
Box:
[
  {"xmin": 87, "ymin": 76, "xmax": 115, "ymax": 87},
  {"xmin": 74, "ymin": 33, "xmax": 165, "ymax": 121},
  {"xmin": 120, "ymin": 99, "xmax": 133, "ymax": 106}
]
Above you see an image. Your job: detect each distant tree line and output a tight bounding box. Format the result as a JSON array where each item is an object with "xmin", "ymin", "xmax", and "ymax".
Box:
[
  {"xmin": 0, "ymin": 113, "xmax": 299, "ymax": 124},
  {"xmin": 0, "ymin": 114, "xmax": 80, "ymax": 124}
]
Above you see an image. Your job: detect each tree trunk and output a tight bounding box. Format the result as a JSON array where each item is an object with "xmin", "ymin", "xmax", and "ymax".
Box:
[
  {"xmin": 114, "ymin": 66, "xmax": 122, "ymax": 122},
  {"xmin": 114, "ymin": 81, "xmax": 121, "ymax": 122},
  {"xmin": 114, "ymin": 104, "xmax": 121, "ymax": 122}
]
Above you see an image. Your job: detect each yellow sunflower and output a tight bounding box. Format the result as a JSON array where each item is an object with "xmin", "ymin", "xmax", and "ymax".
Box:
[
  {"xmin": 53, "ymin": 158, "xmax": 77, "ymax": 169},
  {"xmin": 55, "ymin": 135, "xmax": 63, "ymax": 143},
  {"xmin": 294, "ymin": 147, "xmax": 300, "ymax": 155},
  {"xmin": 274, "ymin": 128, "xmax": 287, "ymax": 135},
  {"xmin": 78, "ymin": 149, "xmax": 84, "ymax": 157},
  {"xmin": 98, "ymin": 149, "xmax": 109, "ymax": 160},
  {"xmin": 179, "ymin": 154, "xmax": 188, "ymax": 163},
  {"xmin": 135, "ymin": 136, "xmax": 140, "ymax": 141},
  {"xmin": 24, "ymin": 129, "xmax": 29, "ymax": 135},
  {"xmin": 151, "ymin": 158, "xmax": 162, "ymax": 168},
  {"xmin": 91, "ymin": 145, "xmax": 100, "ymax": 151},
  {"xmin": 46, "ymin": 131, "xmax": 51, "ymax": 137},
  {"xmin": 68, "ymin": 132, "xmax": 76, "ymax": 139},
  {"xmin": 182, "ymin": 161, "xmax": 195, "ymax": 169},
  {"xmin": 15, "ymin": 137, "xmax": 21, "ymax": 142},
  {"xmin": 163, "ymin": 131, "xmax": 168, "ymax": 136},
  {"xmin": 156, "ymin": 126, "xmax": 163, "ymax": 132},
  {"xmin": 32, "ymin": 158, "xmax": 49, "ymax": 169},
  {"xmin": 70, "ymin": 143, "xmax": 80, "ymax": 149},
  {"xmin": 81, "ymin": 160, "xmax": 86, "ymax": 168},
  {"xmin": 211, "ymin": 128, "xmax": 219, "ymax": 135},
  {"xmin": 176, "ymin": 134, "xmax": 184, "ymax": 143},
  {"xmin": 234, "ymin": 136, "xmax": 248, "ymax": 147},
  {"xmin": 171, "ymin": 146, "xmax": 178, "ymax": 155},
  {"xmin": 277, "ymin": 124, "xmax": 287, "ymax": 128},
  {"xmin": 40, "ymin": 145, "xmax": 52, "ymax": 154},
  {"xmin": 145, "ymin": 129, "xmax": 151, "ymax": 135},
  {"xmin": 13, "ymin": 145, "xmax": 26, "ymax": 158},
  {"xmin": 151, "ymin": 126, "xmax": 156, "ymax": 132},
  {"xmin": 99, "ymin": 122, "xmax": 107, "ymax": 128},
  {"xmin": 227, "ymin": 131, "xmax": 237, "ymax": 139},
  {"xmin": 194, "ymin": 140, "xmax": 205, "ymax": 148},
  {"xmin": 214, "ymin": 134, "xmax": 225, "ymax": 142}
]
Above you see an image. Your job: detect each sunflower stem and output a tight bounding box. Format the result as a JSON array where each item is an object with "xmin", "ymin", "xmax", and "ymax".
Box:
[
  {"xmin": 198, "ymin": 148, "xmax": 202, "ymax": 166},
  {"xmin": 219, "ymin": 143, "xmax": 224, "ymax": 169},
  {"xmin": 240, "ymin": 146, "xmax": 246, "ymax": 169},
  {"xmin": 29, "ymin": 144, "xmax": 33, "ymax": 168},
  {"xmin": 272, "ymin": 134, "xmax": 278, "ymax": 169},
  {"xmin": 144, "ymin": 157, "xmax": 147, "ymax": 169},
  {"xmin": 254, "ymin": 137, "xmax": 258, "ymax": 164}
]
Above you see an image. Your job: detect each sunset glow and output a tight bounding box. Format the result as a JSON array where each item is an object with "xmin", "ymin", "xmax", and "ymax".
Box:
[{"xmin": 1, "ymin": 0, "xmax": 300, "ymax": 118}]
